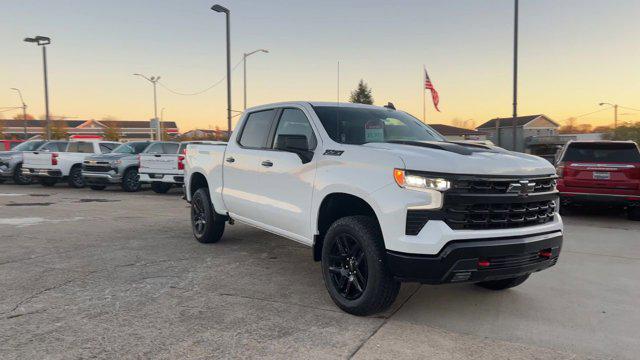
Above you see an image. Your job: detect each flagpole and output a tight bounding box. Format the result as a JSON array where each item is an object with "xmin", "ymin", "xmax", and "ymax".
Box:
[{"xmin": 422, "ymin": 66, "xmax": 426, "ymax": 123}]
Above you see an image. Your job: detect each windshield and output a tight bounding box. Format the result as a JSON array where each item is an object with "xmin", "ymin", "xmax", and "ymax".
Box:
[
  {"xmin": 112, "ymin": 142, "xmax": 150, "ymax": 154},
  {"xmin": 313, "ymin": 106, "xmax": 444, "ymax": 145},
  {"xmin": 13, "ymin": 141, "xmax": 46, "ymax": 151},
  {"xmin": 562, "ymin": 142, "xmax": 640, "ymax": 162}
]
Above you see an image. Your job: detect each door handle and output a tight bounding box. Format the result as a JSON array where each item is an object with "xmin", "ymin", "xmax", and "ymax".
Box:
[
  {"xmin": 154, "ymin": 154, "xmax": 161, "ymax": 157},
  {"xmin": 225, "ymin": 157, "xmax": 235, "ymax": 163},
  {"xmin": 261, "ymin": 160, "xmax": 273, "ymax": 167}
]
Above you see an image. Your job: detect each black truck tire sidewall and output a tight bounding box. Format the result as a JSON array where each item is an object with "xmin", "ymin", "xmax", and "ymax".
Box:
[
  {"xmin": 321, "ymin": 216, "xmax": 400, "ymax": 316},
  {"xmin": 122, "ymin": 168, "xmax": 141, "ymax": 192},
  {"xmin": 191, "ymin": 188, "xmax": 225, "ymax": 243}
]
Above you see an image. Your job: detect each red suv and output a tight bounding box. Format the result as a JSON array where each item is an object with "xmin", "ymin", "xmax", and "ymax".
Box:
[{"xmin": 556, "ymin": 140, "xmax": 640, "ymax": 220}]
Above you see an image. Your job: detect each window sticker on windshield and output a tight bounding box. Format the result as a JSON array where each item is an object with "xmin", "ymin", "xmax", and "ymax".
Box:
[{"xmin": 365, "ymin": 120, "xmax": 384, "ymax": 142}]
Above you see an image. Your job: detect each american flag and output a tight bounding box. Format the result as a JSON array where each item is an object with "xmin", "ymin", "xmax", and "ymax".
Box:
[{"xmin": 424, "ymin": 68, "xmax": 440, "ymax": 112}]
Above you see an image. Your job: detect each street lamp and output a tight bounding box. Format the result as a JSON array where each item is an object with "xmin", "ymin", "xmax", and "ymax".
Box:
[
  {"xmin": 599, "ymin": 102, "xmax": 618, "ymax": 129},
  {"xmin": 133, "ymin": 73, "xmax": 161, "ymax": 140},
  {"xmin": 10, "ymin": 88, "xmax": 28, "ymax": 138},
  {"xmin": 24, "ymin": 35, "xmax": 51, "ymax": 140},
  {"xmin": 211, "ymin": 4, "xmax": 232, "ymax": 134},
  {"xmin": 243, "ymin": 49, "xmax": 269, "ymax": 110}
]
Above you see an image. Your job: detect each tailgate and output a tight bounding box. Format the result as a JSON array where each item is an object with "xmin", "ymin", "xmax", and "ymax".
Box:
[
  {"xmin": 139, "ymin": 154, "xmax": 180, "ymax": 175},
  {"xmin": 564, "ymin": 162, "xmax": 640, "ymax": 190},
  {"xmin": 23, "ymin": 151, "xmax": 53, "ymax": 169}
]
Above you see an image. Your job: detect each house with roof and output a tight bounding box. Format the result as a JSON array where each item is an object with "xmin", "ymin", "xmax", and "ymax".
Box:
[
  {"xmin": 476, "ymin": 115, "xmax": 561, "ymax": 154},
  {"xmin": 428, "ymin": 124, "xmax": 487, "ymax": 142},
  {"xmin": 0, "ymin": 119, "xmax": 179, "ymax": 141}
]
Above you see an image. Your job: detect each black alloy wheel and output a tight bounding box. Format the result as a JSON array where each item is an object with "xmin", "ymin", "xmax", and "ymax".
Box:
[
  {"xmin": 327, "ymin": 233, "xmax": 368, "ymax": 300},
  {"xmin": 121, "ymin": 168, "xmax": 141, "ymax": 192},
  {"xmin": 13, "ymin": 163, "xmax": 32, "ymax": 185},
  {"xmin": 68, "ymin": 166, "xmax": 85, "ymax": 188},
  {"xmin": 190, "ymin": 187, "xmax": 225, "ymax": 243}
]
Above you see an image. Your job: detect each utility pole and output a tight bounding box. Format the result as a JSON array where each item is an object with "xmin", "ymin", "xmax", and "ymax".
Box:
[
  {"xmin": 133, "ymin": 73, "xmax": 161, "ymax": 140},
  {"xmin": 10, "ymin": 88, "xmax": 28, "ymax": 138},
  {"xmin": 512, "ymin": 0, "xmax": 519, "ymax": 151},
  {"xmin": 211, "ymin": 4, "xmax": 232, "ymax": 135},
  {"xmin": 599, "ymin": 102, "xmax": 619, "ymax": 129},
  {"xmin": 23, "ymin": 36, "xmax": 51, "ymax": 140}
]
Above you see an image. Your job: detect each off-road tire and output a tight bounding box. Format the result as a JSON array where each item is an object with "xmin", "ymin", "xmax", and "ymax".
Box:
[
  {"xmin": 13, "ymin": 163, "xmax": 32, "ymax": 185},
  {"xmin": 475, "ymin": 274, "xmax": 530, "ymax": 290},
  {"xmin": 121, "ymin": 168, "xmax": 141, "ymax": 192},
  {"xmin": 151, "ymin": 182, "xmax": 172, "ymax": 194},
  {"xmin": 90, "ymin": 185, "xmax": 107, "ymax": 191},
  {"xmin": 321, "ymin": 215, "xmax": 400, "ymax": 316},
  {"xmin": 68, "ymin": 165, "xmax": 85, "ymax": 188},
  {"xmin": 191, "ymin": 188, "xmax": 225, "ymax": 243}
]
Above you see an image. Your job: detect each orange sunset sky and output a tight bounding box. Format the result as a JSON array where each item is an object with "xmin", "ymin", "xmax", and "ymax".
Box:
[{"xmin": 1, "ymin": 0, "xmax": 639, "ymax": 132}]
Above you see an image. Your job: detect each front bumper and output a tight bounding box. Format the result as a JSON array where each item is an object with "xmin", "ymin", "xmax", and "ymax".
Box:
[
  {"xmin": 0, "ymin": 164, "xmax": 15, "ymax": 177},
  {"xmin": 385, "ymin": 230, "xmax": 562, "ymax": 284},
  {"xmin": 82, "ymin": 171, "xmax": 122, "ymax": 184},
  {"xmin": 23, "ymin": 168, "xmax": 62, "ymax": 178}
]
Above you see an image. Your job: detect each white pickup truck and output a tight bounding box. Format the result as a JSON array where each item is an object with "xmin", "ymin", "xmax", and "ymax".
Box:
[
  {"xmin": 184, "ymin": 102, "xmax": 563, "ymax": 315},
  {"xmin": 23, "ymin": 139, "xmax": 120, "ymax": 187},
  {"xmin": 139, "ymin": 141, "xmax": 224, "ymax": 193}
]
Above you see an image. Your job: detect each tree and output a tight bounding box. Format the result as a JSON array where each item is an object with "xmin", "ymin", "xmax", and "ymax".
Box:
[
  {"xmin": 603, "ymin": 122, "xmax": 640, "ymax": 143},
  {"xmin": 12, "ymin": 113, "xmax": 35, "ymax": 121},
  {"xmin": 103, "ymin": 122, "xmax": 122, "ymax": 141},
  {"xmin": 452, "ymin": 118, "xmax": 476, "ymax": 129},
  {"xmin": 50, "ymin": 121, "xmax": 69, "ymax": 140},
  {"xmin": 558, "ymin": 117, "xmax": 579, "ymax": 134},
  {"xmin": 349, "ymin": 79, "xmax": 374, "ymax": 105}
]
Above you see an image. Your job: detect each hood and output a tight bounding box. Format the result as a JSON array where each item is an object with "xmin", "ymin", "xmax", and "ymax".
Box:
[
  {"xmin": 363, "ymin": 141, "xmax": 555, "ymax": 176},
  {"xmin": 85, "ymin": 153, "xmax": 133, "ymax": 161}
]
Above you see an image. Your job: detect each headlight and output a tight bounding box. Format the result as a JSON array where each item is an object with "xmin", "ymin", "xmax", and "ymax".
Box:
[
  {"xmin": 393, "ymin": 169, "xmax": 450, "ymax": 192},
  {"xmin": 114, "ymin": 160, "xmax": 122, "ymax": 165}
]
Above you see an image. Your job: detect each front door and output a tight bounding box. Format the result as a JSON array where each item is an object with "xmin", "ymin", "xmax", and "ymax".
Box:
[{"xmin": 223, "ymin": 107, "xmax": 319, "ymax": 243}]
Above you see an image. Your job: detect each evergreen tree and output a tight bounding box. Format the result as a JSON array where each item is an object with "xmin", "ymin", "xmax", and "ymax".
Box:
[{"xmin": 349, "ymin": 79, "xmax": 374, "ymax": 105}]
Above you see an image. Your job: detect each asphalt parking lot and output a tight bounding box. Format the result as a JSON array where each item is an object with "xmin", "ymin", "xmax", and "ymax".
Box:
[{"xmin": 0, "ymin": 184, "xmax": 639, "ymax": 359}]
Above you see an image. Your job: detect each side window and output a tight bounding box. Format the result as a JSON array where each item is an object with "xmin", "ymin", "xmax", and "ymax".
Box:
[
  {"xmin": 99, "ymin": 143, "xmax": 116, "ymax": 153},
  {"xmin": 273, "ymin": 108, "xmax": 317, "ymax": 150},
  {"xmin": 238, "ymin": 109, "xmax": 276, "ymax": 148},
  {"xmin": 144, "ymin": 143, "xmax": 164, "ymax": 154},
  {"xmin": 67, "ymin": 142, "xmax": 93, "ymax": 153},
  {"xmin": 163, "ymin": 143, "xmax": 179, "ymax": 154},
  {"xmin": 55, "ymin": 142, "xmax": 68, "ymax": 151}
]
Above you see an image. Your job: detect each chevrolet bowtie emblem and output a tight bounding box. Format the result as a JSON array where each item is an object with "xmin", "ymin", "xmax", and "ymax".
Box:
[{"xmin": 506, "ymin": 180, "xmax": 536, "ymax": 195}]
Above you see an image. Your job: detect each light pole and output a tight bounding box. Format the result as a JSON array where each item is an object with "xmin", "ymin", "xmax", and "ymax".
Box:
[
  {"xmin": 10, "ymin": 88, "xmax": 28, "ymax": 138},
  {"xmin": 211, "ymin": 4, "xmax": 232, "ymax": 135},
  {"xmin": 599, "ymin": 102, "xmax": 618, "ymax": 129},
  {"xmin": 24, "ymin": 36, "xmax": 51, "ymax": 140},
  {"xmin": 511, "ymin": 0, "xmax": 519, "ymax": 151},
  {"xmin": 243, "ymin": 49, "xmax": 269, "ymax": 110},
  {"xmin": 133, "ymin": 73, "xmax": 161, "ymax": 140}
]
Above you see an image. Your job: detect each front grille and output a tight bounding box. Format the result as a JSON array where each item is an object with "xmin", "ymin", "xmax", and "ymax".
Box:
[
  {"xmin": 444, "ymin": 199, "xmax": 555, "ymax": 230},
  {"xmin": 452, "ymin": 176, "xmax": 556, "ymax": 194},
  {"xmin": 83, "ymin": 164, "xmax": 112, "ymax": 172},
  {"xmin": 405, "ymin": 174, "xmax": 558, "ymax": 235}
]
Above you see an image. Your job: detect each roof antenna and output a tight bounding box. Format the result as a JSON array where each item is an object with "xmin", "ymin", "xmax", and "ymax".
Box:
[{"xmin": 384, "ymin": 102, "xmax": 396, "ymax": 110}]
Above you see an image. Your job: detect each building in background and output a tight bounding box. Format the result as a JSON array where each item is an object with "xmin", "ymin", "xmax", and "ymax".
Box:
[
  {"xmin": 0, "ymin": 119, "xmax": 179, "ymax": 141},
  {"xmin": 181, "ymin": 128, "xmax": 229, "ymax": 140},
  {"xmin": 428, "ymin": 124, "xmax": 487, "ymax": 142},
  {"xmin": 477, "ymin": 115, "xmax": 562, "ymax": 153}
]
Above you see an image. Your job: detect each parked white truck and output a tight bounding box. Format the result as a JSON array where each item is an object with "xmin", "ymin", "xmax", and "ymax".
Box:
[
  {"xmin": 139, "ymin": 141, "xmax": 224, "ymax": 193},
  {"xmin": 23, "ymin": 139, "xmax": 120, "ymax": 187},
  {"xmin": 184, "ymin": 102, "xmax": 563, "ymax": 315}
]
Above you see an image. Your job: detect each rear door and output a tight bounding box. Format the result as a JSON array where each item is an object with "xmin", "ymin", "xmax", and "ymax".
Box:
[
  {"xmin": 139, "ymin": 142, "xmax": 180, "ymax": 175},
  {"xmin": 561, "ymin": 142, "xmax": 640, "ymax": 191}
]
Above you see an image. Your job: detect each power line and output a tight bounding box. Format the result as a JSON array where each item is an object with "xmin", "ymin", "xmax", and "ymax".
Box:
[
  {"xmin": 158, "ymin": 58, "xmax": 243, "ymax": 96},
  {"xmin": 572, "ymin": 107, "xmax": 610, "ymax": 119},
  {"xmin": 619, "ymin": 105, "xmax": 640, "ymax": 112}
]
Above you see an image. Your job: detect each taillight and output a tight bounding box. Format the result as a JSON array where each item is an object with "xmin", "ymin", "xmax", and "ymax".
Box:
[
  {"xmin": 178, "ymin": 155, "xmax": 185, "ymax": 170},
  {"xmin": 555, "ymin": 161, "xmax": 565, "ymax": 178},
  {"xmin": 51, "ymin": 152, "xmax": 59, "ymax": 166},
  {"xmin": 136, "ymin": 154, "xmax": 141, "ymax": 167}
]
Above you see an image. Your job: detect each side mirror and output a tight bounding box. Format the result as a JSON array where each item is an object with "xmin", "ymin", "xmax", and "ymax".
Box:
[{"xmin": 275, "ymin": 134, "xmax": 314, "ymax": 163}]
